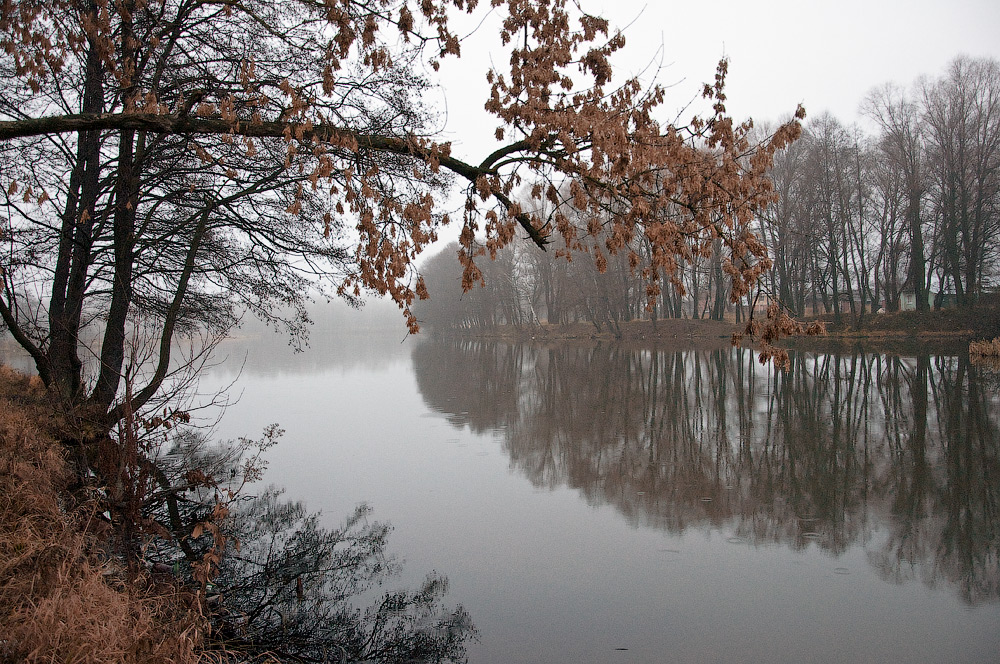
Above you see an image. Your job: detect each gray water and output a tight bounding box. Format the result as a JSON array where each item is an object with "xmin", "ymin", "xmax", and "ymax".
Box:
[{"xmin": 166, "ymin": 335, "xmax": 1000, "ymax": 662}]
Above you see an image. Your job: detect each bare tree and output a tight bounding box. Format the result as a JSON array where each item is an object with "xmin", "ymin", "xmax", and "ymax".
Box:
[
  {"xmin": 922, "ymin": 57, "xmax": 1000, "ymax": 305},
  {"xmin": 864, "ymin": 82, "xmax": 931, "ymax": 311}
]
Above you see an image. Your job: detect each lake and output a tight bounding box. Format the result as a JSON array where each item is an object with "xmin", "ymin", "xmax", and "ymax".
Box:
[{"xmin": 8, "ymin": 330, "xmax": 993, "ymax": 663}]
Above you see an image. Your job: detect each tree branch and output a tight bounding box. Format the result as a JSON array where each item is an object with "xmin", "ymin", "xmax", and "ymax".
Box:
[{"xmin": 0, "ymin": 112, "xmax": 552, "ymax": 247}]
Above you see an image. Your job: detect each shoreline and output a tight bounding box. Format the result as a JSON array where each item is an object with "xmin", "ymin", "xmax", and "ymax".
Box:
[{"xmin": 425, "ymin": 304, "xmax": 1000, "ymax": 353}]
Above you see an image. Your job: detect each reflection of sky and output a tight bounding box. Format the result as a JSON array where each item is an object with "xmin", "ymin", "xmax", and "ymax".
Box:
[{"xmin": 201, "ymin": 335, "xmax": 1000, "ymax": 664}]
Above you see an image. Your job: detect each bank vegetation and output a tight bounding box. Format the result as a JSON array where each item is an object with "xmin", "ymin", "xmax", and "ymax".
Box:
[{"xmin": 0, "ymin": 365, "xmax": 206, "ymax": 663}]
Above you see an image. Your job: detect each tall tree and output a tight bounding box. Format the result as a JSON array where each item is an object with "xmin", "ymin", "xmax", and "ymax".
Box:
[
  {"xmin": 0, "ymin": 0, "xmax": 803, "ymax": 447},
  {"xmin": 922, "ymin": 57, "xmax": 1000, "ymax": 305},
  {"xmin": 757, "ymin": 123, "xmax": 810, "ymax": 315},
  {"xmin": 864, "ymin": 83, "xmax": 930, "ymax": 311}
]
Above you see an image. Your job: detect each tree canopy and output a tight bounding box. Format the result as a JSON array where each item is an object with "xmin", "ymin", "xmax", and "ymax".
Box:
[{"xmin": 0, "ymin": 0, "xmax": 803, "ymax": 432}]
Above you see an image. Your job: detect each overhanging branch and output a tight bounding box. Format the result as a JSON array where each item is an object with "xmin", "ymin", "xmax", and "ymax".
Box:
[{"xmin": 0, "ymin": 112, "xmax": 551, "ymax": 248}]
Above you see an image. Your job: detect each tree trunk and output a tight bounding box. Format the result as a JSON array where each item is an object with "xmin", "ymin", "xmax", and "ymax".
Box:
[{"xmin": 46, "ymin": 27, "xmax": 105, "ymax": 401}]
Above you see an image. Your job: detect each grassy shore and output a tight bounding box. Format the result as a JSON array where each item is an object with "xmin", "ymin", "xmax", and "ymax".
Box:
[
  {"xmin": 776, "ymin": 303, "xmax": 1000, "ymax": 354},
  {"xmin": 800, "ymin": 303, "xmax": 1000, "ymax": 339},
  {"xmin": 0, "ymin": 366, "xmax": 208, "ymax": 664},
  {"xmin": 462, "ymin": 318, "xmax": 736, "ymax": 348}
]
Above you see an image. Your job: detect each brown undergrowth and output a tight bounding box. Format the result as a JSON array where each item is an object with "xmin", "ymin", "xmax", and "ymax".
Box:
[
  {"xmin": 970, "ymin": 337, "xmax": 1000, "ymax": 371},
  {"xmin": 0, "ymin": 365, "xmax": 208, "ymax": 664},
  {"xmin": 970, "ymin": 337, "xmax": 1000, "ymax": 356}
]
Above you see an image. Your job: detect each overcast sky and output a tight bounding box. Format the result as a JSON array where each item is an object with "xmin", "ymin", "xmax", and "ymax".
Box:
[{"xmin": 431, "ymin": 0, "xmax": 1000, "ymax": 158}]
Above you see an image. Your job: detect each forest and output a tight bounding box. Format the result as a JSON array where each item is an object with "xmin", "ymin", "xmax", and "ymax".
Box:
[{"xmin": 417, "ymin": 56, "xmax": 1000, "ymax": 332}]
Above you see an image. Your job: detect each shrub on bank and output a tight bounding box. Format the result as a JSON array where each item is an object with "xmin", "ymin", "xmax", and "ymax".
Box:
[{"xmin": 0, "ymin": 365, "xmax": 476, "ymax": 663}]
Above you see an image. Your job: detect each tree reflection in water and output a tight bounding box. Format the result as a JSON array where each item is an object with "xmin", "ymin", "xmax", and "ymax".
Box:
[
  {"xmin": 212, "ymin": 492, "xmax": 475, "ymax": 662},
  {"xmin": 147, "ymin": 432, "xmax": 476, "ymax": 663},
  {"xmin": 413, "ymin": 340, "xmax": 1000, "ymax": 604}
]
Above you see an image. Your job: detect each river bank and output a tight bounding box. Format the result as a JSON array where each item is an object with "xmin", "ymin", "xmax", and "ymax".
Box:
[
  {"xmin": 0, "ymin": 361, "xmax": 478, "ymax": 663},
  {"xmin": 435, "ymin": 304, "xmax": 1000, "ymax": 352},
  {"xmin": 0, "ymin": 366, "xmax": 207, "ymax": 664}
]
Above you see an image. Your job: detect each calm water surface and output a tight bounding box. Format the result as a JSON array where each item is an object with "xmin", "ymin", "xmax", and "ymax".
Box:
[{"xmin": 196, "ymin": 334, "xmax": 999, "ymax": 663}]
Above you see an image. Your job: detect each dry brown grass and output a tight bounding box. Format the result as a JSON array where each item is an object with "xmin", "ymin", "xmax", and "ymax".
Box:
[
  {"xmin": 0, "ymin": 365, "xmax": 208, "ymax": 664},
  {"xmin": 970, "ymin": 337, "xmax": 1000, "ymax": 371},
  {"xmin": 970, "ymin": 337, "xmax": 1000, "ymax": 357}
]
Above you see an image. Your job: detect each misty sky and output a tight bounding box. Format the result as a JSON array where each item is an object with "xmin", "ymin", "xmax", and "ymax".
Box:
[{"xmin": 432, "ymin": 0, "xmax": 1000, "ymax": 157}]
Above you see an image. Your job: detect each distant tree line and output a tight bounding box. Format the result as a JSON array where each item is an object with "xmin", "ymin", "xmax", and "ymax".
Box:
[{"xmin": 417, "ymin": 56, "xmax": 1000, "ymax": 332}]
